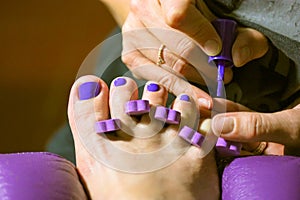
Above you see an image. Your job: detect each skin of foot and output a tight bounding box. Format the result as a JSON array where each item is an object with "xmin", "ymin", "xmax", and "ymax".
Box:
[{"xmin": 68, "ymin": 75, "xmax": 220, "ymax": 200}]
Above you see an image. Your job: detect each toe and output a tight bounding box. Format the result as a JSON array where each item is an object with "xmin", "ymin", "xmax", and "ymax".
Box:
[
  {"xmin": 142, "ymin": 82, "xmax": 168, "ymax": 106},
  {"xmin": 109, "ymin": 77, "xmax": 164, "ymax": 139},
  {"xmin": 68, "ymin": 75, "xmax": 109, "ymax": 132},
  {"xmin": 67, "ymin": 75, "xmax": 110, "ymax": 174},
  {"xmin": 171, "ymin": 94, "xmax": 218, "ymax": 157}
]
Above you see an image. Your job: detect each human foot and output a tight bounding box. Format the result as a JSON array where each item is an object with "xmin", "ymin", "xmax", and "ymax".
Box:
[{"xmin": 68, "ymin": 75, "xmax": 219, "ymax": 200}]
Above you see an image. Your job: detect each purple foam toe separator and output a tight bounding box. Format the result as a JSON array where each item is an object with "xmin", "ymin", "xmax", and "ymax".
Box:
[
  {"xmin": 154, "ymin": 106, "xmax": 181, "ymax": 124},
  {"xmin": 95, "ymin": 119, "xmax": 121, "ymax": 133},
  {"xmin": 154, "ymin": 106, "xmax": 167, "ymax": 120},
  {"xmin": 179, "ymin": 126, "xmax": 205, "ymax": 147},
  {"xmin": 126, "ymin": 100, "xmax": 150, "ymax": 115},
  {"xmin": 166, "ymin": 109, "xmax": 181, "ymax": 124},
  {"xmin": 215, "ymin": 137, "xmax": 241, "ymax": 157}
]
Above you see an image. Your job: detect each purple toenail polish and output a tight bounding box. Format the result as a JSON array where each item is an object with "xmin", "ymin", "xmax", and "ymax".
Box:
[
  {"xmin": 180, "ymin": 95, "xmax": 190, "ymax": 102},
  {"xmin": 126, "ymin": 100, "xmax": 150, "ymax": 115},
  {"xmin": 154, "ymin": 106, "xmax": 181, "ymax": 124},
  {"xmin": 215, "ymin": 137, "xmax": 241, "ymax": 157},
  {"xmin": 95, "ymin": 119, "xmax": 121, "ymax": 133},
  {"xmin": 114, "ymin": 78, "xmax": 127, "ymax": 86},
  {"xmin": 78, "ymin": 82, "xmax": 100, "ymax": 100},
  {"xmin": 147, "ymin": 83, "xmax": 160, "ymax": 92},
  {"xmin": 179, "ymin": 126, "xmax": 205, "ymax": 147}
]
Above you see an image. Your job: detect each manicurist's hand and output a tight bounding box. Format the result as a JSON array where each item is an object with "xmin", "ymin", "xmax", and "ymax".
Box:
[
  {"xmin": 121, "ymin": 0, "xmax": 269, "ymax": 110},
  {"xmin": 212, "ymin": 99, "xmax": 300, "ymax": 156}
]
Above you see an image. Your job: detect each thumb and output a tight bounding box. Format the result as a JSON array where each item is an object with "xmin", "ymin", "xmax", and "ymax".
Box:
[{"xmin": 211, "ymin": 108, "xmax": 300, "ymax": 147}]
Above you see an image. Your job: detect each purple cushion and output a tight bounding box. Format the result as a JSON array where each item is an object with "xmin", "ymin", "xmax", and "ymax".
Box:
[
  {"xmin": 0, "ymin": 152, "xmax": 87, "ymax": 200},
  {"xmin": 222, "ymin": 155, "xmax": 300, "ymax": 200}
]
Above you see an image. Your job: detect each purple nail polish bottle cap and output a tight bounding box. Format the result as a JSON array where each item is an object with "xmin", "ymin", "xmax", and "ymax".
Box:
[
  {"xmin": 208, "ymin": 19, "xmax": 237, "ymax": 67},
  {"xmin": 95, "ymin": 119, "xmax": 121, "ymax": 133},
  {"xmin": 179, "ymin": 126, "xmax": 205, "ymax": 147},
  {"xmin": 215, "ymin": 137, "xmax": 241, "ymax": 157},
  {"xmin": 126, "ymin": 100, "xmax": 150, "ymax": 115}
]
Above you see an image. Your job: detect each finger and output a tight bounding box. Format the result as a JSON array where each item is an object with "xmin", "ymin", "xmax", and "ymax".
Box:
[
  {"xmin": 211, "ymin": 107, "xmax": 300, "ymax": 147},
  {"xmin": 212, "ymin": 98, "xmax": 252, "ymax": 113},
  {"xmin": 123, "ymin": 13, "xmax": 220, "ymax": 87},
  {"xmin": 123, "ymin": 14, "xmax": 206, "ymax": 84},
  {"xmin": 122, "ymin": 49, "xmax": 213, "ymax": 110},
  {"xmin": 232, "ymin": 27, "xmax": 269, "ymax": 67},
  {"xmin": 160, "ymin": 0, "xmax": 221, "ymax": 55}
]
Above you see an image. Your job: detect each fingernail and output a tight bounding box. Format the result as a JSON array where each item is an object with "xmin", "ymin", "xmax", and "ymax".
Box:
[
  {"xmin": 198, "ymin": 98, "xmax": 212, "ymax": 109},
  {"xmin": 78, "ymin": 82, "xmax": 100, "ymax": 100},
  {"xmin": 180, "ymin": 95, "xmax": 190, "ymax": 102},
  {"xmin": 236, "ymin": 46, "xmax": 250, "ymax": 66},
  {"xmin": 212, "ymin": 116, "xmax": 234, "ymax": 135},
  {"xmin": 114, "ymin": 77, "xmax": 127, "ymax": 86},
  {"xmin": 147, "ymin": 83, "xmax": 160, "ymax": 92},
  {"xmin": 204, "ymin": 39, "xmax": 221, "ymax": 56}
]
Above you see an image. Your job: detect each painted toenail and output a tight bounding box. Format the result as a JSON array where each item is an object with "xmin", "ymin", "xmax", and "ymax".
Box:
[
  {"xmin": 215, "ymin": 137, "xmax": 241, "ymax": 157},
  {"xmin": 179, "ymin": 126, "xmax": 205, "ymax": 147},
  {"xmin": 95, "ymin": 119, "xmax": 121, "ymax": 133},
  {"xmin": 180, "ymin": 95, "xmax": 190, "ymax": 102},
  {"xmin": 78, "ymin": 82, "xmax": 100, "ymax": 100},
  {"xmin": 114, "ymin": 78, "xmax": 127, "ymax": 86},
  {"xmin": 126, "ymin": 100, "xmax": 150, "ymax": 115},
  {"xmin": 147, "ymin": 83, "xmax": 160, "ymax": 92},
  {"xmin": 154, "ymin": 106, "xmax": 181, "ymax": 124}
]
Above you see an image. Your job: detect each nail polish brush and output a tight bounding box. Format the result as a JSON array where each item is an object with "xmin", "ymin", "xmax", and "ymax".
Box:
[
  {"xmin": 208, "ymin": 19, "xmax": 237, "ymax": 98},
  {"xmin": 209, "ymin": 19, "xmax": 242, "ymax": 157}
]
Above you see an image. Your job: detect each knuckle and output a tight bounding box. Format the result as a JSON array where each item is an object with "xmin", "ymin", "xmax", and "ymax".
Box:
[
  {"xmin": 166, "ymin": 10, "xmax": 186, "ymax": 28},
  {"xmin": 165, "ymin": 0, "xmax": 191, "ymax": 28},
  {"xmin": 251, "ymin": 113, "xmax": 267, "ymax": 139},
  {"xmin": 121, "ymin": 53, "xmax": 131, "ymax": 66},
  {"xmin": 130, "ymin": 0, "xmax": 140, "ymax": 13},
  {"xmin": 159, "ymin": 74, "xmax": 177, "ymax": 93},
  {"xmin": 158, "ymin": 73, "xmax": 191, "ymax": 96},
  {"xmin": 176, "ymin": 37, "xmax": 196, "ymax": 59},
  {"xmin": 121, "ymin": 51, "xmax": 137, "ymax": 68}
]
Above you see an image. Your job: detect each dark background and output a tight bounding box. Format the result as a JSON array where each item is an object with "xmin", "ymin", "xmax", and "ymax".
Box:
[{"xmin": 0, "ymin": 0, "xmax": 116, "ymax": 152}]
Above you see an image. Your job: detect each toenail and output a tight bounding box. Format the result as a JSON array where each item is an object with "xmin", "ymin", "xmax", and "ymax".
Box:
[
  {"xmin": 95, "ymin": 119, "xmax": 121, "ymax": 133},
  {"xmin": 178, "ymin": 126, "xmax": 205, "ymax": 147},
  {"xmin": 147, "ymin": 83, "xmax": 160, "ymax": 92},
  {"xmin": 114, "ymin": 78, "xmax": 127, "ymax": 86},
  {"xmin": 180, "ymin": 95, "xmax": 190, "ymax": 102},
  {"xmin": 78, "ymin": 82, "xmax": 101, "ymax": 100},
  {"xmin": 126, "ymin": 100, "xmax": 150, "ymax": 115},
  {"xmin": 215, "ymin": 137, "xmax": 242, "ymax": 157},
  {"xmin": 154, "ymin": 106, "xmax": 181, "ymax": 124}
]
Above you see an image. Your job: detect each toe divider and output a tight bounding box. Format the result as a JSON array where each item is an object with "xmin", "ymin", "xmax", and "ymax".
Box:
[
  {"xmin": 95, "ymin": 119, "xmax": 121, "ymax": 133},
  {"xmin": 179, "ymin": 126, "xmax": 205, "ymax": 147},
  {"xmin": 154, "ymin": 106, "xmax": 181, "ymax": 125},
  {"xmin": 215, "ymin": 137, "xmax": 241, "ymax": 157},
  {"xmin": 125, "ymin": 100, "xmax": 150, "ymax": 116}
]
